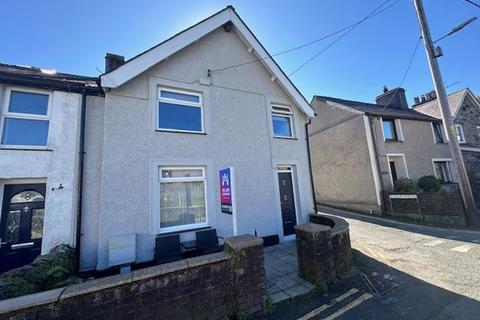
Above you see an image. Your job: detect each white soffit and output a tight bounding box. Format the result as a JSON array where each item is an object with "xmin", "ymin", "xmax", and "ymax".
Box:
[{"xmin": 100, "ymin": 7, "xmax": 314, "ymax": 117}]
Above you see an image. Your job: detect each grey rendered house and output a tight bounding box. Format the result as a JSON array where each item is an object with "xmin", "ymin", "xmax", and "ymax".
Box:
[
  {"xmin": 80, "ymin": 6, "xmax": 315, "ymax": 271},
  {"xmin": 0, "ymin": 64, "xmax": 102, "ymax": 272},
  {"xmin": 414, "ymin": 88, "xmax": 480, "ymax": 205},
  {"xmin": 309, "ymin": 87, "xmax": 453, "ymax": 214}
]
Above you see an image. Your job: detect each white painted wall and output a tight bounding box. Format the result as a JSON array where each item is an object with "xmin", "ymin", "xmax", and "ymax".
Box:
[
  {"xmin": 81, "ymin": 27, "xmax": 314, "ymax": 270},
  {"xmin": 0, "ymin": 85, "xmax": 82, "ymax": 254}
]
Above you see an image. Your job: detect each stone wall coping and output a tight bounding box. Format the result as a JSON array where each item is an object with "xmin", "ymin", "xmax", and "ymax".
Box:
[
  {"xmin": 224, "ymin": 234, "xmax": 263, "ymax": 251},
  {"xmin": 294, "ymin": 223, "xmax": 330, "ymax": 234},
  {"xmin": 0, "ymin": 235, "xmax": 264, "ymax": 315},
  {"xmin": 309, "ymin": 213, "xmax": 350, "ymax": 235}
]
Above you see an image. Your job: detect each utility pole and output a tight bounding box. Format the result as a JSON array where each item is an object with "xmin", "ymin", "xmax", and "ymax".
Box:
[{"xmin": 413, "ymin": 0, "xmax": 480, "ymax": 227}]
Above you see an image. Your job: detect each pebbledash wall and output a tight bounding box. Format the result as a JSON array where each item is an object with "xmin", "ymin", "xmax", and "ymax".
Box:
[
  {"xmin": 0, "ymin": 83, "xmax": 82, "ymax": 253},
  {"xmin": 80, "ymin": 27, "xmax": 315, "ymax": 271},
  {"xmin": 0, "ymin": 235, "xmax": 266, "ymax": 320}
]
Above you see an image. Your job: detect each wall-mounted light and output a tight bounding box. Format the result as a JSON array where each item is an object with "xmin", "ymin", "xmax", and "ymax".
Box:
[{"xmin": 51, "ymin": 183, "xmax": 64, "ymax": 191}]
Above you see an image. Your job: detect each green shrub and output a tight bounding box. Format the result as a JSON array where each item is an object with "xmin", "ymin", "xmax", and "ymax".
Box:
[
  {"xmin": 418, "ymin": 175, "xmax": 441, "ymax": 192},
  {"xmin": 394, "ymin": 178, "xmax": 415, "ymax": 193}
]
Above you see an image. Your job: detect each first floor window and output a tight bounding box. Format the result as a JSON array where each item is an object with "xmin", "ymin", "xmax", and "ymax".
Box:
[
  {"xmin": 455, "ymin": 124, "xmax": 466, "ymax": 143},
  {"xmin": 157, "ymin": 88, "xmax": 203, "ymax": 133},
  {"xmin": 1, "ymin": 90, "xmax": 50, "ymax": 146},
  {"xmin": 432, "ymin": 122, "xmax": 444, "ymax": 143},
  {"xmin": 434, "ymin": 161, "xmax": 453, "ymax": 183},
  {"xmin": 159, "ymin": 167, "xmax": 207, "ymax": 230},
  {"xmin": 382, "ymin": 118, "xmax": 397, "ymax": 141},
  {"xmin": 476, "ymin": 126, "xmax": 480, "ymax": 139},
  {"xmin": 272, "ymin": 105, "xmax": 294, "ymax": 138}
]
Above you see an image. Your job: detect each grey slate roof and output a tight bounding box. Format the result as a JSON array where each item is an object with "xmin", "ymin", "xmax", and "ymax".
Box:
[
  {"xmin": 412, "ymin": 88, "xmax": 470, "ymax": 119},
  {"xmin": 0, "ymin": 63, "xmax": 102, "ymax": 95},
  {"xmin": 314, "ymin": 96, "xmax": 440, "ymax": 122}
]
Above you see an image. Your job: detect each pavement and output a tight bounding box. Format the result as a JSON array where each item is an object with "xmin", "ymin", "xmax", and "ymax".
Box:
[{"xmin": 254, "ymin": 206, "xmax": 480, "ymax": 319}]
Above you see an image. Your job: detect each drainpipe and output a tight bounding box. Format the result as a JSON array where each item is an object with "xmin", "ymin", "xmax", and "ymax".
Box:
[
  {"xmin": 368, "ymin": 115, "xmax": 386, "ymax": 215},
  {"xmin": 75, "ymin": 89, "xmax": 87, "ymax": 273},
  {"xmin": 305, "ymin": 118, "xmax": 318, "ymax": 214}
]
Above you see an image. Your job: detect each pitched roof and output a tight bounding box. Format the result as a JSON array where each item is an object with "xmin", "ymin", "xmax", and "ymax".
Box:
[
  {"xmin": 314, "ymin": 96, "xmax": 440, "ymax": 122},
  {"xmin": 412, "ymin": 88, "xmax": 479, "ymax": 119},
  {"xmin": 100, "ymin": 6, "xmax": 314, "ymax": 117},
  {"xmin": 0, "ymin": 63, "xmax": 102, "ymax": 95}
]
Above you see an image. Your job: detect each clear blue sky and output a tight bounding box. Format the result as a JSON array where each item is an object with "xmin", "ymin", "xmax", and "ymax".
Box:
[{"xmin": 1, "ymin": 0, "xmax": 478, "ymax": 105}]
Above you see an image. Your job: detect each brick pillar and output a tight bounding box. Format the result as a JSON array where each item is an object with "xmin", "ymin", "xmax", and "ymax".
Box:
[{"xmin": 294, "ymin": 224, "xmax": 335, "ymax": 284}]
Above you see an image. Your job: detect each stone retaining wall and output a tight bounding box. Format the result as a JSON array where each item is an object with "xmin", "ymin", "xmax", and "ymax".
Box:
[
  {"xmin": 295, "ymin": 214, "xmax": 352, "ymax": 284},
  {"xmin": 0, "ymin": 235, "xmax": 266, "ymax": 320},
  {"xmin": 383, "ymin": 191, "xmax": 466, "ymax": 227}
]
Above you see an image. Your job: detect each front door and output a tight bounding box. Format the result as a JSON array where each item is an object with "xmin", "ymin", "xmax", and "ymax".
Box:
[
  {"xmin": 389, "ymin": 161, "xmax": 398, "ymax": 185},
  {"xmin": 278, "ymin": 170, "xmax": 297, "ymax": 236},
  {"xmin": 0, "ymin": 184, "xmax": 46, "ymax": 273}
]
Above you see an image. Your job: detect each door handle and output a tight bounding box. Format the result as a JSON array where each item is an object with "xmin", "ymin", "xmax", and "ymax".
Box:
[{"xmin": 11, "ymin": 242, "xmax": 34, "ymax": 250}]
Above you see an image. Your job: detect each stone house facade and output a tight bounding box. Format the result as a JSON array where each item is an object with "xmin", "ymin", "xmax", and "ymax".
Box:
[{"xmin": 414, "ymin": 88, "xmax": 480, "ymax": 206}]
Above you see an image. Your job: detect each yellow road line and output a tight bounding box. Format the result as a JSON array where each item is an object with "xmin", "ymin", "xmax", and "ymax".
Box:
[{"xmin": 323, "ymin": 293, "xmax": 373, "ymax": 320}]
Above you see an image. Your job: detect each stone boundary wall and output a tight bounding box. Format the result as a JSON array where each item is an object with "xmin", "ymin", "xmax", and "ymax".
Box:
[
  {"xmin": 294, "ymin": 214, "xmax": 352, "ymax": 284},
  {"xmin": 0, "ymin": 235, "xmax": 266, "ymax": 320},
  {"xmin": 383, "ymin": 191, "xmax": 466, "ymax": 227}
]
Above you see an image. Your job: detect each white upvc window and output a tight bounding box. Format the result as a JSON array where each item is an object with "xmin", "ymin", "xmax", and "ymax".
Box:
[
  {"xmin": 157, "ymin": 87, "xmax": 204, "ymax": 133},
  {"xmin": 272, "ymin": 105, "xmax": 294, "ymax": 138},
  {"xmin": 433, "ymin": 159, "xmax": 453, "ymax": 183},
  {"xmin": 158, "ymin": 166, "xmax": 208, "ymax": 232},
  {"xmin": 476, "ymin": 126, "xmax": 480, "ymax": 139},
  {"xmin": 455, "ymin": 124, "xmax": 466, "ymax": 143},
  {"xmin": 1, "ymin": 88, "xmax": 51, "ymax": 147},
  {"xmin": 431, "ymin": 122, "xmax": 445, "ymax": 143}
]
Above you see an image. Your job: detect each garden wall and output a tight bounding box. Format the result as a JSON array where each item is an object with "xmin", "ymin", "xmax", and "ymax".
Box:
[
  {"xmin": 383, "ymin": 190, "xmax": 466, "ymax": 227},
  {"xmin": 0, "ymin": 235, "xmax": 266, "ymax": 320},
  {"xmin": 294, "ymin": 214, "xmax": 352, "ymax": 284}
]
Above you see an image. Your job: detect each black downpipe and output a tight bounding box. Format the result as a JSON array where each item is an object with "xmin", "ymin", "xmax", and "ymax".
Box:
[
  {"xmin": 305, "ymin": 119, "xmax": 318, "ymax": 214},
  {"xmin": 75, "ymin": 89, "xmax": 87, "ymax": 273}
]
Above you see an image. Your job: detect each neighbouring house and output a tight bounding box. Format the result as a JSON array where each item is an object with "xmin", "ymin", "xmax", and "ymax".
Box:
[
  {"xmin": 0, "ymin": 7, "xmax": 316, "ymax": 273},
  {"xmin": 309, "ymin": 87, "xmax": 453, "ymax": 214},
  {"xmin": 413, "ymin": 88, "xmax": 480, "ymax": 206},
  {"xmin": 0, "ymin": 64, "xmax": 103, "ymax": 273}
]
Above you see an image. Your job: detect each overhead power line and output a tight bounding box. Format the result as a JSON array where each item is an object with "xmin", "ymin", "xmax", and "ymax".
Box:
[
  {"xmin": 465, "ymin": 0, "xmax": 480, "ymax": 9},
  {"xmin": 288, "ymin": 0, "xmax": 400, "ymax": 77},
  {"xmin": 211, "ymin": 0, "xmax": 400, "ymax": 74},
  {"xmin": 376, "ymin": 36, "xmax": 422, "ymax": 116}
]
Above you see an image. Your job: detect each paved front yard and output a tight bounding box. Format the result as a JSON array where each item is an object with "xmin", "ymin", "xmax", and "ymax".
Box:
[{"xmin": 264, "ymin": 239, "xmax": 314, "ymax": 303}]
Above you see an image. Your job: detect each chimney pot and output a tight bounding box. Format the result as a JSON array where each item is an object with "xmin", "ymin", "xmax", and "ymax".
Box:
[
  {"xmin": 383, "ymin": 85, "xmax": 388, "ymax": 93},
  {"xmin": 105, "ymin": 53, "xmax": 125, "ymax": 73},
  {"xmin": 414, "ymin": 96, "xmax": 420, "ymax": 104},
  {"xmin": 421, "ymin": 95, "xmax": 426, "ymax": 102}
]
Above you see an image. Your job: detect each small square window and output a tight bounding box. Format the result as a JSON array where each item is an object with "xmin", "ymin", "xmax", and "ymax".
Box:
[
  {"xmin": 157, "ymin": 88, "xmax": 203, "ymax": 133},
  {"xmin": 455, "ymin": 124, "xmax": 466, "ymax": 143},
  {"xmin": 272, "ymin": 105, "xmax": 293, "ymax": 138},
  {"xmin": 1, "ymin": 89, "xmax": 50, "ymax": 146}
]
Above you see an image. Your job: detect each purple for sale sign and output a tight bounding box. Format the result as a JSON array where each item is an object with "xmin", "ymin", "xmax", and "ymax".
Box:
[{"xmin": 220, "ymin": 168, "xmax": 232, "ymax": 214}]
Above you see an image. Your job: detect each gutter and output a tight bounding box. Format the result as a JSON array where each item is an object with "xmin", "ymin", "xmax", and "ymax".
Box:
[
  {"xmin": 75, "ymin": 89, "xmax": 87, "ymax": 272},
  {"xmin": 305, "ymin": 118, "xmax": 318, "ymax": 214},
  {"xmin": 367, "ymin": 115, "xmax": 386, "ymax": 215}
]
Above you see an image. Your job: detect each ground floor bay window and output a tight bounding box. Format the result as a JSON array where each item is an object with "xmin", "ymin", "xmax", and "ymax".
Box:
[{"xmin": 158, "ymin": 167, "xmax": 207, "ymax": 232}]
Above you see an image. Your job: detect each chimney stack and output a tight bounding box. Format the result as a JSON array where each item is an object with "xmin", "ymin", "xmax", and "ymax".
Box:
[
  {"xmin": 105, "ymin": 53, "xmax": 125, "ymax": 73},
  {"xmin": 375, "ymin": 87, "xmax": 408, "ymax": 110}
]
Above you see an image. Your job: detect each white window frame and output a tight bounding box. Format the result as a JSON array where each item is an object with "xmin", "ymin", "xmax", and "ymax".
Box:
[
  {"xmin": 156, "ymin": 87, "xmax": 204, "ymax": 134},
  {"xmin": 0, "ymin": 87, "xmax": 52, "ymax": 148},
  {"xmin": 455, "ymin": 124, "xmax": 466, "ymax": 144},
  {"xmin": 271, "ymin": 104, "xmax": 294, "ymax": 139},
  {"xmin": 476, "ymin": 125, "xmax": 480, "ymax": 139},
  {"xmin": 432, "ymin": 158, "xmax": 453, "ymax": 183},
  {"xmin": 431, "ymin": 122, "xmax": 445, "ymax": 144},
  {"xmin": 157, "ymin": 166, "xmax": 208, "ymax": 233}
]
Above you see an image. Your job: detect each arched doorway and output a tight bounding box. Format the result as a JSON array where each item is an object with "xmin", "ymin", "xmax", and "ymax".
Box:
[{"xmin": 0, "ymin": 184, "xmax": 46, "ymax": 273}]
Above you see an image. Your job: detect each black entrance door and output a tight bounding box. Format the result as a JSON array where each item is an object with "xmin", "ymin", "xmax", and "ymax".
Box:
[
  {"xmin": 389, "ymin": 161, "xmax": 398, "ymax": 184},
  {"xmin": 0, "ymin": 184, "xmax": 46, "ymax": 273},
  {"xmin": 278, "ymin": 171, "xmax": 297, "ymax": 236}
]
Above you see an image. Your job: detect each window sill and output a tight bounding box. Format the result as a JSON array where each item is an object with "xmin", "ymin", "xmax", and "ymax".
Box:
[
  {"xmin": 384, "ymin": 139, "xmax": 402, "ymax": 143},
  {"xmin": 0, "ymin": 146, "xmax": 52, "ymax": 152},
  {"xmin": 155, "ymin": 129, "xmax": 206, "ymax": 135},
  {"xmin": 156, "ymin": 225, "xmax": 211, "ymax": 236},
  {"xmin": 273, "ymin": 136, "xmax": 297, "ymax": 140}
]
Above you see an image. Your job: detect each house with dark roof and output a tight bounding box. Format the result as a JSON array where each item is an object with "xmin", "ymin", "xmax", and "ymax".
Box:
[
  {"xmin": 413, "ymin": 88, "xmax": 480, "ymax": 206},
  {"xmin": 0, "ymin": 63, "xmax": 103, "ymax": 272},
  {"xmin": 1, "ymin": 6, "xmax": 316, "ymax": 273},
  {"xmin": 309, "ymin": 87, "xmax": 453, "ymax": 213}
]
